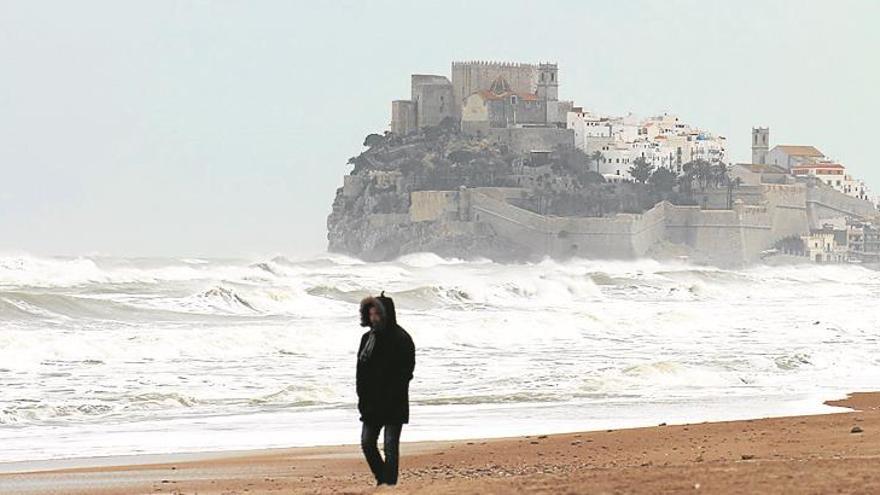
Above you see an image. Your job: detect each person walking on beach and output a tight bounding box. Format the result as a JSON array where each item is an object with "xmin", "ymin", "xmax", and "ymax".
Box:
[{"xmin": 357, "ymin": 292, "xmax": 416, "ymax": 486}]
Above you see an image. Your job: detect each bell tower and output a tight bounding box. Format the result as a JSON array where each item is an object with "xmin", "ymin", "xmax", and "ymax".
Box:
[
  {"xmin": 537, "ymin": 63, "xmax": 559, "ymax": 124},
  {"xmin": 536, "ymin": 63, "xmax": 558, "ymax": 101},
  {"xmin": 752, "ymin": 127, "xmax": 769, "ymax": 165}
]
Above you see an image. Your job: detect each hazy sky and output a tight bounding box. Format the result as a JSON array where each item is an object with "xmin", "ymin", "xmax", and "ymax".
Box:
[{"xmin": 1, "ymin": 1, "xmax": 878, "ymax": 258}]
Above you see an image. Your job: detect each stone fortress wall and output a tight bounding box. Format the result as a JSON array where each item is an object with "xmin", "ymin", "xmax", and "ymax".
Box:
[
  {"xmin": 805, "ymin": 183, "xmax": 880, "ymax": 226},
  {"xmin": 346, "ymin": 167, "xmax": 877, "ymax": 265},
  {"xmin": 405, "ymin": 182, "xmax": 872, "ymax": 265}
]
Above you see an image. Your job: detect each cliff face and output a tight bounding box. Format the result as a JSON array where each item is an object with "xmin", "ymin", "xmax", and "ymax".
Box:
[{"xmin": 327, "ymin": 123, "xmax": 525, "ymax": 260}]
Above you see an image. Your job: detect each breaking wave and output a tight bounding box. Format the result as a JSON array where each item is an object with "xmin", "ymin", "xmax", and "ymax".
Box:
[{"xmin": 1, "ymin": 253, "xmax": 879, "ymax": 462}]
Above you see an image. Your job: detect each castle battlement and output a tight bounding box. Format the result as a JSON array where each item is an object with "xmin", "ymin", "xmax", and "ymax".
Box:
[
  {"xmin": 392, "ymin": 60, "xmax": 569, "ymax": 139},
  {"xmin": 452, "ymin": 60, "xmax": 535, "ymax": 68}
]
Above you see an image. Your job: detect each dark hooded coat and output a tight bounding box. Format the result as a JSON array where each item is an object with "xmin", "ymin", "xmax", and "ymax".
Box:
[{"xmin": 356, "ymin": 294, "xmax": 415, "ymax": 425}]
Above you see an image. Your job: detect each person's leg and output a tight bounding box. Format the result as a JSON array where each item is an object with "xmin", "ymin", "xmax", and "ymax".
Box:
[
  {"xmin": 360, "ymin": 422, "xmax": 385, "ymax": 485},
  {"xmin": 381, "ymin": 423, "xmax": 403, "ymax": 485}
]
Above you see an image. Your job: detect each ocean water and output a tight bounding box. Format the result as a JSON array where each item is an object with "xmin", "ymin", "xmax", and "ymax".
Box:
[{"xmin": 0, "ymin": 253, "xmax": 878, "ymax": 463}]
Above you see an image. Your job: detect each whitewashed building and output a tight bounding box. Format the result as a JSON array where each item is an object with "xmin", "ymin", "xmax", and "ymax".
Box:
[
  {"xmin": 568, "ymin": 110, "xmax": 727, "ymax": 181},
  {"xmin": 791, "ymin": 162, "xmax": 874, "ymax": 202},
  {"xmin": 767, "ymin": 145, "xmax": 825, "ymax": 170}
]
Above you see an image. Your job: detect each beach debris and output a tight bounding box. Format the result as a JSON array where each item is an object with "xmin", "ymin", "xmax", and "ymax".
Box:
[
  {"xmin": 538, "ymin": 435, "xmax": 548, "ymax": 439},
  {"xmin": 741, "ymin": 454, "xmax": 755, "ymax": 460},
  {"xmin": 659, "ymin": 422, "xmax": 667, "ymax": 426},
  {"xmin": 851, "ymin": 426, "xmax": 864, "ymax": 433}
]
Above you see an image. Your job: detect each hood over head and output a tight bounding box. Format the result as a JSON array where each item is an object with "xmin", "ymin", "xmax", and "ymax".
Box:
[{"xmin": 359, "ymin": 291, "xmax": 397, "ymax": 329}]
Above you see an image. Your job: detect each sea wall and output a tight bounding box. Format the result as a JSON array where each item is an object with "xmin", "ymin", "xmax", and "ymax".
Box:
[
  {"xmin": 410, "ymin": 190, "xmax": 460, "ymax": 222},
  {"xmin": 401, "ymin": 182, "xmax": 827, "ymax": 264},
  {"xmin": 467, "ymin": 190, "xmax": 661, "ymax": 259},
  {"xmin": 687, "ymin": 183, "xmax": 808, "ymax": 252},
  {"xmin": 806, "ymin": 184, "xmax": 878, "ymax": 226},
  {"xmin": 462, "ymin": 187, "xmax": 782, "ymax": 264},
  {"xmin": 763, "ymin": 183, "xmax": 809, "ymax": 241}
]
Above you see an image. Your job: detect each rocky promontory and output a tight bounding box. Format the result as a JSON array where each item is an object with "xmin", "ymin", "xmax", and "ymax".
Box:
[{"xmin": 327, "ymin": 122, "xmax": 663, "ymax": 261}]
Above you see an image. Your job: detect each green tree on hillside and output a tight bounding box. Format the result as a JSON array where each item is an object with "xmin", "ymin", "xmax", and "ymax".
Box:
[
  {"xmin": 628, "ymin": 157, "xmax": 654, "ymax": 184},
  {"xmin": 649, "ymin": 167, "xmax": 677, "ymax": 193},
  {"xmin": 363, "ymin": 133, "xmax": 384, "ymax": 148}
]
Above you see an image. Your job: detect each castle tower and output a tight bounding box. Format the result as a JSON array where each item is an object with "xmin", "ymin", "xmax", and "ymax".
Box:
[
  {"xmin": 752, "ymin": 127, "xmax": 769, "ymax": 165},
  {"xmin": 537, "ymin": 63, "xmax": 559, "ymax": 124}
]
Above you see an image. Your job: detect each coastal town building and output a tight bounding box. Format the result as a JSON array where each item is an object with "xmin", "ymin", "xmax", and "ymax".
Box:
[
  {"xmin": 767, "ymin": 144, "xmax": 826, "ymax": 170},
  {"xmin": 796, "ymin": 218, "xmax": 880, "ymax": 264},
  {"xmin": 567, "ymin": 110, "xmax": 727, "ymax": 179},
  {"xmin": 791, "ymin": 162, "xmax": 846, "ymax": 187},
  {"xmin": 750, "ymin": 128, "xmax": 875, "ymax": 205},
  {"xmin": 801, "ymin": 221, "xmax": 849, "ymax": 263}
]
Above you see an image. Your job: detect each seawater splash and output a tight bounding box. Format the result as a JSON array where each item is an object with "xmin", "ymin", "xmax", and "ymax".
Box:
[{"xmin": 0, "ymin": 254, "xmax": 878, "ymax": 462}]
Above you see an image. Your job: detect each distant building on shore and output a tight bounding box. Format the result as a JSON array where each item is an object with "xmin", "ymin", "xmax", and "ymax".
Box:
[{"xmin": 798, "ymin": 218, "xmax": 880, "ymax": 264}]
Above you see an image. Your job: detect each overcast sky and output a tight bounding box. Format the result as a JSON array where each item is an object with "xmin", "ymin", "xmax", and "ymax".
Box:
[{"xmin": 1, "ymin": 1, "xmax": 878, "ymax": 258}]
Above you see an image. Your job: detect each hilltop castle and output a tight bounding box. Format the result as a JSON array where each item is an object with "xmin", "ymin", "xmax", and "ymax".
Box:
[
  {"xmin": 324, "ymin": 61, "xmax": 880, "ymax": 265},
  {"xmin": 391, "ymin": 61, "xmax": 574, "ymax": 152}
]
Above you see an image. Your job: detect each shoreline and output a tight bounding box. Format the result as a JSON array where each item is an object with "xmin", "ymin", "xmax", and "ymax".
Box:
[
  {"xmin": 0, "ymin": 391, "xmax": 851, "ymax": 470},
  {"xmin": 1, "ymin": 392, "xmax": 878, "ymax": 494}
]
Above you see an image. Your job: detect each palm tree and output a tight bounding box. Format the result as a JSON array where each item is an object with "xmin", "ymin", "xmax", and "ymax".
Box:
[
  {"xmin": 691, "ymin": 159, "xmax": 713, "ymax": 191},
  {"xmin": 678, "ymin": 161, "xmax": 696, "ymax": 204},
  {"xmin": 711, "ymin": 162, "xmax": 730, "ymax": 188}
]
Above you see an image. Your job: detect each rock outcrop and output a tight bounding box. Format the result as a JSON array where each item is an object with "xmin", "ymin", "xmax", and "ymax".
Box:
[{"xmin": 326, "ymin": 122, "xmax": 655, "ymax": 261}]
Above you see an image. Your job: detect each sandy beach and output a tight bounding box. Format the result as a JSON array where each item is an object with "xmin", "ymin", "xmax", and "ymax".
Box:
[{"xmin": 0, "ymin": 392, "xmax": 877, "ymax": 494}]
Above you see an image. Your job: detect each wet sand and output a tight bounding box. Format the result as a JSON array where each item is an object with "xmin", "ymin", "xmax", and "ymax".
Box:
[{"xmin": 2, "ymin": 392, "xmax": 879, "ymax": 494}]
